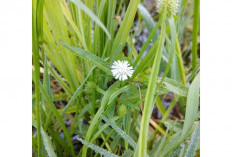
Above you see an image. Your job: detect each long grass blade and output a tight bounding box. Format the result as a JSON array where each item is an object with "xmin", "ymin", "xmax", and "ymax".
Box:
[
  {"xmin": 39, "ymin": 83, "xmax": 75, "ymax": 157},
  {"xmin": 70, "ymin": 0, "xmax": 111, "ymax": 39},
  {"xmin": 184, "ymin": 122, "xmax": 200, "ymax": 157},
  {"xmin": 163, "ymin": 78, "xmax": 189, "ymax": 96},
  {"xmin": 182, "ymin": 73, "xmax": 200, "ymax": 138},
  {"xmin": 76, "ymin": 137, "xmax": 118, "ymax": 157},
  {"xmin": 101, "ymin": 115, "xmax": 137, "ymax": 149},
  {"xmin": 192, "ymin": 0, "xmax": 200, "ymax": 70},
  {"xmin": 60, "ymin": 41, "xmax": 111, "ymax": 75},
  {"xmin": 41, "ymin": 126, "xmax": 57, "ymax": 157},
  {"xmin": 110, "ymin": 0, "xmax": 140, "ymax": 60},
  {"xmin": 136, "ymin": 4, "xmax": 167, "ymax": 157}
]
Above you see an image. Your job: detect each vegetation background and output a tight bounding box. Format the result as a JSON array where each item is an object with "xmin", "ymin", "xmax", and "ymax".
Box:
[{"xmin": 32, "ymin": 0, "xmax": 200, "ymax": 156}]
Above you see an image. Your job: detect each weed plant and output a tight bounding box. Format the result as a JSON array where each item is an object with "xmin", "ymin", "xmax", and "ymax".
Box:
[{"xmin": 32, "ymin": 0, "xmax": 200, "ymax": 156}]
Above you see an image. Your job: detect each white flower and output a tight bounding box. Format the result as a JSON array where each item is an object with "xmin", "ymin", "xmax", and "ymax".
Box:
[{"xmin": 111, "ymin": 60, "xmax": 134, "ymax": 81}]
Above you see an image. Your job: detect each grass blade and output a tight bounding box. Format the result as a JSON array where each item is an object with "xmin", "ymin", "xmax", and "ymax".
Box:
[
  {"xmin": 39, "ymin": 83, "xmax": 75, "ymax": 156},
  {"xmin": 76, "ymin": 137, "xmax": 118, "ymax": 157},
  {"xmin": 138, "ymin": 3, "xmax": 158, "ymax": 39},
  {"xmin": 82, "ymin": 81, "xmax": 120, "ymax": 156},
  {"xmin": 41, "ymin": 126, "xmax": 57, "ymax": 157},
  {"xmin": 182, "ymin": 73, "xmax": 200, "ymax": 138},
  {"xmin": 192, "ymin": 0, "xmax": 200, "ymax": 70},
  {"xmin": 110, "ymin": 0, "xmax": 140, "ymax": 60},
  {"xmin": 70, "ymin": 0, "xmax": 111, "ymax": 39},
  {"xmin": 136, "ymin": 4, "xmax": 167, "ymax": 156},
  {"xmin": 82, "ymin": 83, "xmax": 133, "ymax": 156},
  {"xmin": 32, "ymin": 0, "xmax": 43, "ymax": 155},
  {"xmin": 101, "ymin": 115, "xmax": 137, "ymax": 149},
  {"xmin": 163, "ymin": 77, "xmax": 189, "ymax": 96},
  {"xmin": 177, "ymin": 0, "xmax": 189, "ymax": 33},
  {"xmin": 122, "ymin": 150, "xmax": 134, "ymax": 157},
  {"xmin": 60, "ymin": 41, "xmax": 111, "ymax": 75},
  {"xmin": 61, "ymin": 65, "xmax": 96, "ymax": 117},
  {"xmin": 184, "ymin": 122, "xmax": 200, "ymax": 157}
]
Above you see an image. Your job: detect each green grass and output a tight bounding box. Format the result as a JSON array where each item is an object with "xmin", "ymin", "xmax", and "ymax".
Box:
[{"xmin": 32, "ymin": 0, "xmax": 200, "ymax": 156}]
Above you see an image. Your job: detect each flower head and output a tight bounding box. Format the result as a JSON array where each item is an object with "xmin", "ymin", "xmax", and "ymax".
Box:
[
  {"xmin": 118, "ymin": 104, "xmax": 127, "ymax": 117},
  {"xmin": 111, "ymin": 60, "xmax": 134, "ymax": 81},
  {"xmin": 157, "ymin": 0, "xmax": 179, "ymax": 16}
]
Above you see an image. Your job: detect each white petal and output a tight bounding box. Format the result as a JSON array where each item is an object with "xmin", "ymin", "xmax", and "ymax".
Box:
[
  {"xmin": 127, "ymin": 73, "xmax": 132, "ymax": 77},
  {"xmin": 119, "ymin": 75, "xmax": 122, "ymax": 81},
  {"xmin": 122, "ymin": 74, "xmax": 128, "ymax": 81},
  {"xmin": 115, "ymin": 73, "xmax": 120, "ymax": 79}
]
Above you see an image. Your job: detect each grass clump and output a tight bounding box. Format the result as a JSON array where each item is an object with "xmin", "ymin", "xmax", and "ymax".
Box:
[{"xmin": 32, "ymin": 0, "xmax": 200, "ymax": 156}]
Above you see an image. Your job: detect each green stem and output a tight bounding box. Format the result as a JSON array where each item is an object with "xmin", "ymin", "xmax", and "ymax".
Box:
[
  {"xmin": 136, "ymin": 5, "xmax": 167, "ymax": 157},
  {"xmin": 92, "ymin": 89, "xmax": 96, "ymax": 116},
  {"xmin": 32, "ymin": 0, "xmax": 43, "ymax": 155},
  {"xmin": 176, "ymin": 34, "xmax": 187, "ymax": 85},
  {"xmin": 192, "ymin": 0, "xmax": 200, "ymax": 70}
]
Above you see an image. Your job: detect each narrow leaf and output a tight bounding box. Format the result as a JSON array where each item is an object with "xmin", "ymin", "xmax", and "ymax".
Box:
[
  {"xmin": 70, "ymin": 0, "xmax": 111, "ymax": 39},
  {"xmin": 138, "ymin": 4, "xmax": 158, "ymax": 40},
  {"xmin": 185, "ymin": 122, "xmax": 200, "ymax": 157},
  {"xmin": 121, "ymin": 150, "xmax": 134, "ymax": 157},
  {"xmin": 100, "ymin": 115, "xmax": 137, "ymax": 149},
  {"xmin": 182, "ymin": 73, "xmax": 200, "ymax": 138},
  {"xmin": 41, "ymin": 127, "xmax": 57, "ymax": 157},
  {"xmin": 163, "ymin": 77, "xmax": 189, "ymax": 96},
  {"xmin": 76, "ymin": 137, "xmax": 118, "ymax": 157},
  {"xmin": 60, "ymin": 41, "xmax": 111, "ymax": 75},
  {"xmin": 110, "ymin": 0, "xmax": 140, "ymax": 60}
]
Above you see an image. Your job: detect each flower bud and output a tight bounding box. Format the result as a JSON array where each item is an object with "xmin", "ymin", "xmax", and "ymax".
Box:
[
  {"xmin": 86, "ymin": 81, "xmax": 97, "ymax": 89},
  {"xmin": 118, "ymin": 104, "xmax": 127, "ymax": 117}
]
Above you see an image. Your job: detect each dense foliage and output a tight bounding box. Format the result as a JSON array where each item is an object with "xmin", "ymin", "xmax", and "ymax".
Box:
[{"xmin": 32, "ymin": 0, "xmax": 200, "ymax": 156}]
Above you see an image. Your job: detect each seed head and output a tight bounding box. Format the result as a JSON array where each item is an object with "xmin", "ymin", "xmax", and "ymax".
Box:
[{"xmin": 157, "ymin": 0, "xmax": 179, "ymax": 16}]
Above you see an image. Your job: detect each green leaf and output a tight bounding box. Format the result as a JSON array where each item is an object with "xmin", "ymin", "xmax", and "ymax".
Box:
[
  {"xmin": 39, "ymin": 82, "xmax": 75, "ymax": 156},
  {"xmin": 76, "ymin": 137, "xmax": 118, "ymax": 157},
  {"xmin": 90, "ymin": 117, "xmax": 120, "ymax": 143},
  {"xmin": 82, "ymin": 82, "xmax": 121, "ymax": 156},
  {"xmin": 32, "ymin": 120, "xmax": 57, "ymax": 157},
  {"xmin": 151, "ymin": 129, "xmax": 169, "ymax": 157},
  {"xmin": 138, "ymin": 4, "xmax": 158, "ymax": 40},
  {"xmin": 110, "ymin": 0, "xmax": 140, "ymax": 60},
  {"xmin": 177, "ymin": 0, "xmax": 189, "ymax": 33},
  {"xmin": 60, "ymin": 65, "xmax": 96, "ymax": 117},
  {"xmin": 158, "ymin": 131, "xmax": 183, "ymax": 156},
  {"xmin": 192, "ymin": 0, "xmax": 200, "ymax": 70},
  {"xmin": 100, "ymin": 115, "xmax": 137, "ymax": 149},
  {"xmin": 70, "ymin": 0, "xmax": 111, "ymax": 39},
  {"xmin": 159, "ymin": 17, "xmax": 176, "ymax": 83},
  {"xmin": 41, "ymin": 127, "xmax": 57, "ymax": 157},
  {"xmin": 121, "ymin": 150, "xmax": 134, "ymax": 157},
  {"xmin": 136, "ymin": 5, "xmax": 167, "ymax": 156},
  {"xmin": 60, "ymin": 41, "xmax": 111, "ymax": 75},
  {"xmin": 182, "ymin": 73, "xmax": 200, "ymax": 138},
  {"xmin": 163, "ymin": 77, "xmax": 189, "ymax": 96},
  {"xmin": 60, "ymin": 0, "xmax": 88, "ymax": 50},
  {"xmin": 185, "ymin": 122, "xmax": 200, "ymax": 157}
]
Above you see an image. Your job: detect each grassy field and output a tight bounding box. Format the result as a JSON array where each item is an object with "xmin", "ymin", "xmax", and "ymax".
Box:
[{"xmin": 32, "ymin": 0, "xmax": 200, "ymax": 156}]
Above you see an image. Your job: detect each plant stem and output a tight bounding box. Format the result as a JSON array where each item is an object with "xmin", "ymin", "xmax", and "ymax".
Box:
[
  {"xmin": 176, "ymin": 34, "xmax": 187, "ymax": 85},
  {"xmin": 32, "ymin": 0, "xmax": 42, "ymax": 155},
  {"xmin": 136, "ymin": 4, "xmax": 167, "ymax": 157},
  {"xmin": 192, "ymin": 0, "xmax": 200, "ymax": 70}
]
